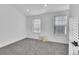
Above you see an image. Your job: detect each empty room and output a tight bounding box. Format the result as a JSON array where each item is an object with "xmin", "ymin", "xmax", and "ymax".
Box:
[{"xmin": 0, "ymin": 4, "xmax": 69, "ymax": 55}]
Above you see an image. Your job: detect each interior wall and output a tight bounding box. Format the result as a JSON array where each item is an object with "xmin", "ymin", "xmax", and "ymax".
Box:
[
  {"xmin": 70, "ymin": 4, "xmax": 79, "ymax": 17},
  {"xmin": 26, "ymin": 10, "xmax": 69, "ymax": 44},
  {"xmin": 0, "ymin": 5, "xmax": 27, "ymax": 47}
]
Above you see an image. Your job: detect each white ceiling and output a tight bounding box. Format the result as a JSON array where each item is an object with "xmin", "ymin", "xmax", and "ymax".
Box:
[{"xmin": 11, "ymin": 4, "xmax": 70, "ymax": 16}]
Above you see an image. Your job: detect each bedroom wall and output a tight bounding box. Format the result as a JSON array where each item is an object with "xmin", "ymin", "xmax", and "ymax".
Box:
[
  {"xmin": 0, "ymin": 5, "xmax": 27, "ymax": 47},
  {"xmin": 26, "ymin": 10, "xmax": 69, "ymax": 44}
]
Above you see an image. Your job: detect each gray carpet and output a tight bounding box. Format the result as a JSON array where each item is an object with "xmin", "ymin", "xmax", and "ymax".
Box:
[{"xmin": 0, "ymin": 38, "xmax": 68, "ymax": 55}]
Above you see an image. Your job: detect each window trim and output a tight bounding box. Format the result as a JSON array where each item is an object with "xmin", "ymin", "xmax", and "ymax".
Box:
[{"xmin": 54, "ymin": 15, "xmax": 67, "ymax": 35}]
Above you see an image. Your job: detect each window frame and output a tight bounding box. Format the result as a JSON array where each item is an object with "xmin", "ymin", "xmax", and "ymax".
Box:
[{"xmin": 54, "ymin": 15, "xmax": 67, "ymax": 35}]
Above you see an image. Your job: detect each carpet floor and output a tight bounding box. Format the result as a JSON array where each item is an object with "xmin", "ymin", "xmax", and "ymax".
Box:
[{"xmin": 0, "ymin": 38, "xmax": 68, "ymax": 55}]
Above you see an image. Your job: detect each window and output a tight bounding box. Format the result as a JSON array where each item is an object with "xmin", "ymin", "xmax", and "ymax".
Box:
[
  {"xmin": 54, "ymin": 16, "xmax": 67, "ymax": 35},
  {"xmin": 33, "ymin": 19, "xmax": 41, "ymax": 33}
]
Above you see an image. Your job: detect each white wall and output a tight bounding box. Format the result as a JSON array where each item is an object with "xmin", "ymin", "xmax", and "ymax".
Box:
[
  {"xmin": 26, "ymin": 10, "xmax": 69, "ymax": 44},
  {"xmin": 0, "ymin": 5, "xmax": 27, "ymax": 47},
  {"xmin": 70, "ymin": 4, "xmax": 79, "ymax": 17}
]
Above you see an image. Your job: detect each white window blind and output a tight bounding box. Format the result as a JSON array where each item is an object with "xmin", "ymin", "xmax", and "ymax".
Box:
[{"xmin": 54, "ymin": 16, "xmax": 67, "ymax": 35}]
